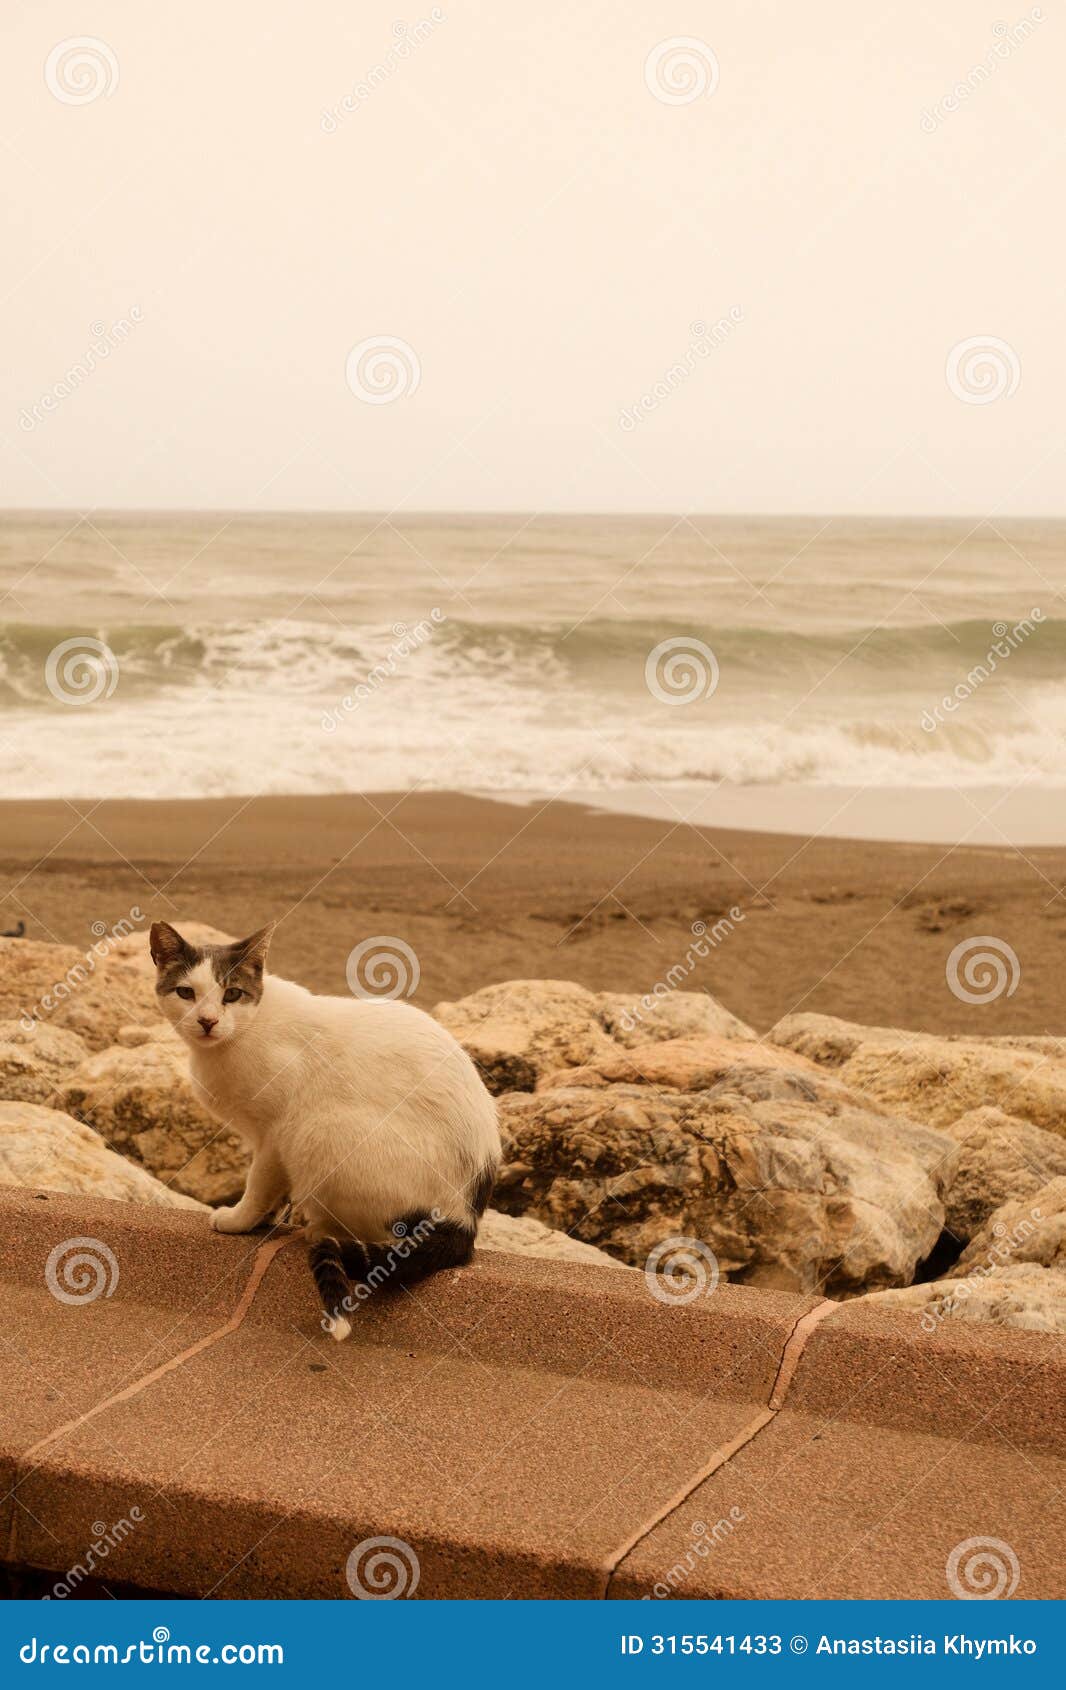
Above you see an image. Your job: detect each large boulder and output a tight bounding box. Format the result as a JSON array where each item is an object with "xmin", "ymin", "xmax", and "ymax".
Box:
[
  {"xmin": 952, "ymin": 1176, "xmax": 1066, "ymax": 1278},
  {"xmin": 941, "ymin": 1107, "xmax": 1066, "ymax": 1243},
  {"xmin": 494, "ymin": 1064, "xmax": 955, "ymax": 1295},
  {"xmin": 0, "ymin": 1018, "xmax": 89, "ymax": 1103},
  {"xmin": 0, "ymin": 1101, "xmax": 204, "ymax": 1209},
  {"xmin": 0, "ymin": 936, "xmax": 159, "ymax": 1050},
  {"xmin": 770, "ymin": 1012, "xmax": 1066, "ymax": 1140},
  {"xmin": 542, "ymin": 1036, "xmax": 815, "ymax": 1094},
  {"xmin": 478, "ymin": 1208, "xmax": 624, "ymax": 1268},
  {"xmin": 50, "ymin": 1035, "xmax": 247, "ymax": 1205},
  {"xmin": 433, "ymin": 980, "xmax": 754, "ymax": 1095},
  {"xmin": 853, "ymin": 1264, "xmax": 1066, "ymax": 1335},
  {"xmin": 858, "ymin": 1177, "xmax": 1066, "ymax": 1334},
  {"xmin": 595, "ymin": 987, "xmax": 754, "ymax": 1047}
]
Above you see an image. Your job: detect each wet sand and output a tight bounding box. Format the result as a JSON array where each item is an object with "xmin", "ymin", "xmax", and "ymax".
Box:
[{"xmin": 1, "ymin": 791, "xmax": 1063, "ymax": 1036}]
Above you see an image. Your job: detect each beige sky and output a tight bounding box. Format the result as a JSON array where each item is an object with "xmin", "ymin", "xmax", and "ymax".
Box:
[{"xmin": 3, "ymin": 1, "xmax": 1063, "ymax": 514}]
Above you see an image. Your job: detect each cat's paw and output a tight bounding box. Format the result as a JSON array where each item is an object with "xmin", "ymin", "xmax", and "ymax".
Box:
[{"xmin": 210, "ymin": 1205, "xmax": 254, "ymax": 1234}]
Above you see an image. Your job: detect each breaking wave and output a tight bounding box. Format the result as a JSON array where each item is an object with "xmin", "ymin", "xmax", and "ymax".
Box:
[{"xmin": 2, "ymin": 615, "xmax": 1063, "ymax": 798}]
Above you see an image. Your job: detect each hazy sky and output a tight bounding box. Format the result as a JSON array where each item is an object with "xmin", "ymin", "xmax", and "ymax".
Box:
[{"xmin": 3, "ymin": 2, "xmax": 1063, "ymax": 514}]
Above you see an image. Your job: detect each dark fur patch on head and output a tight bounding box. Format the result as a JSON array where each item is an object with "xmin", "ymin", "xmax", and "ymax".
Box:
[
  {"xmin": 149, "ymin": 922, "xmax": 203, "ymax": 996},
  {"xmin": 150, "ymin": 921, "xmax": 272, "ymax": 1003},
  {"xmin": 155, "ymin": 955, "xmax": 204, "ymax": 995},
  {"xmin": 205, "ymin": 926, "xmax": 272, "ymax": 1006}
]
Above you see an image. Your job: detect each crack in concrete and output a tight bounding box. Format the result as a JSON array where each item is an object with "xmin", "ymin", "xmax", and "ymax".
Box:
[
  {"xmin": 601, "ymin": 1296, "xmax": 839, "ymax": 1597},
  {"xmin": 6, "ymin": 1230, "xmax": 842, "ymax": 1598},
  {"xmin": 7, "ymin": 1233, "xmax": 295, "ymax": 1567}
]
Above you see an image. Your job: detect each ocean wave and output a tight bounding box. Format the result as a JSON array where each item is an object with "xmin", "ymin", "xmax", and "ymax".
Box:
[
  {"xmin": 3, "ymin": 614, "xmax": 1063, "ymax": 797},
  {"xmin": 1, "ymin": 611, "xmax": 1061, "ymax": 702},
  {"xmin": 4, "ymin": 694, "xmax": 1066, "ymax": 799}
]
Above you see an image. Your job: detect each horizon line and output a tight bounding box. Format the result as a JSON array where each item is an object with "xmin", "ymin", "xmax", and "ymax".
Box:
[{"xmin": 3, "ymin": 507, "xmax": 1065, "ymax": 525}]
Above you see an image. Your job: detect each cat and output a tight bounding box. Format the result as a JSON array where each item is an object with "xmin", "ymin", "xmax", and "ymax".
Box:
[{"xmin": 149, "ymin": 920, "xmax": 500, "ymax": 1340}]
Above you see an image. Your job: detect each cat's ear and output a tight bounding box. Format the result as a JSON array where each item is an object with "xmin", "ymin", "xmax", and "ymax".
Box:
[
  {"xmin": 150, "ymin": 921, "xmax": 194, "ymax": 968},
  {"xmin": 230, "ymin": 925, "xmax": 273, "ymax": 974}
]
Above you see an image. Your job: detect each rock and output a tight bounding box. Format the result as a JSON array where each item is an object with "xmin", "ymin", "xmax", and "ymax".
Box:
[
  {"xmin": 951, "ymin": 1176, "xmax": 1066, "ymax": 1278},
  {"xmin": 856, "ymin": 1176, "xmax": 1066, "ymax": 1332},
  {"xmin": 478, "ymin": 1208, "xmax": 625, "ymax": 1268},
  {"xmin": 941, "ymin": 1108, "xmax": 1066, "ymax": 1243},
  {"xmin": 770, "ymin": 1011, "xmax": 1066, "ymax": 1140},
  {"xmin": 854, "ymin": 1264, "xmax": 1066, "ymax": 1334},
  {"xmin": 542, "ymin": 1035, "xmax": 815, "ymax": 1093},
  {"xmin": 596, "ymin": 988, "xmax": 754, "ymax": 1047},
  {"xmin": 0, "ymin": 1018, "xmax": 89, "ymax": 1103},
  {"xmin": 50, "ymin": 1037, "xmax": 247, "ymax": 1205},
  {"xmin": 116, "ymin": 1024, "xmax": 180, "ymax": 1048},
  {"xmin": 433, "ymin": 979, "xmax": 754, "ymax": 1094},
  {"xmin": 494, "ymin": 1064, "xmax": 955, "ymax": 1295},
  {"xmin": 0, "ymin": 1101, "xmax": 204, "ymax": 1210},
  {"xmin": 0, "ymin": 936, "xmax": 159, "ymax": 1050}
]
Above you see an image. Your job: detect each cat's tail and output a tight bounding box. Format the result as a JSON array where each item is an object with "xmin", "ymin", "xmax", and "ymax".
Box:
[
  {"xmin": 343, "ymin": 1160, "xmax": 496, "ymax": 1294},
  {"xmin": 309, "ymin": 1216, "xmax": 475, "ymax": 1342},
  {"xmin": 309, "ymin": 1236, "xmax": 353, "ymax": 1342},
  {"xmin": 340, "ymin": 1210, "xmax": 478, "ymax": 1294},
  {"xmin": 310, "ymin": 1163, "xmax": 498, "ymax": 1341}
]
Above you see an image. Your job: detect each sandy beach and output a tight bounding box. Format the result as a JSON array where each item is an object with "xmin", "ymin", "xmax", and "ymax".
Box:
[{"xmin": 2, "ymin": 790, "xmax": 1061, "ymax": 1037}]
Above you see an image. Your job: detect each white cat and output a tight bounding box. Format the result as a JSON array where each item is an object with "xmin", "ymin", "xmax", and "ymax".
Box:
[{"xmin": 149, "ymin": 921, "xmax": 500, "ymax": 1340}]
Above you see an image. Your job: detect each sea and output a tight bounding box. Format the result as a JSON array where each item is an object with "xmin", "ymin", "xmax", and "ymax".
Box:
[{"xmin": 1, "ymin": 512, "xmax": 1064, "ymax": 842}]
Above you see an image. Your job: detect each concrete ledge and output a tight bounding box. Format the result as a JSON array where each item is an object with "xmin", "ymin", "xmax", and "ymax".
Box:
[
  {"xmin": 1, "ymin": 1188, "xmax": 1063, "ymax": 1599},
  {"xmin": 608, "ymin": 1302, "xmax": 1066, "ymax": 1599}
]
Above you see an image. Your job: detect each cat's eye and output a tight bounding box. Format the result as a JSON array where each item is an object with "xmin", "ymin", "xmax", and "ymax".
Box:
[
  {"xmin": 175, "ymin": 986, "xmax": 195, "ymax": 1001},
  {"xmin": 222, "ymin": 987, "xmax": 244, "ymax": 1004}
]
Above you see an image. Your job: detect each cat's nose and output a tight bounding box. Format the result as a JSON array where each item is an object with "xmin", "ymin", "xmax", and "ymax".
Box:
[{"xmin": 198, "ymin": 1016, "xmax": 218, "ymax": 1035}]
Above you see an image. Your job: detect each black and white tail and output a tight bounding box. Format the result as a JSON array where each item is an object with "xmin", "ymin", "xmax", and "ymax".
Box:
[
  {"xmin": 309, "ymin": 1163, "xmax": 497, "ymax": 1341},
  {"xmin": 309, "ymin": 1236, "xmax": 354, "ymax": 1341}
]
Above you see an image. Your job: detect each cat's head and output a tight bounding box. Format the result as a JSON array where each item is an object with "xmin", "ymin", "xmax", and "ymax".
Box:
[{"xmin": 149, "ymin": 922, "xmax": 272, "ymax": 1048}]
